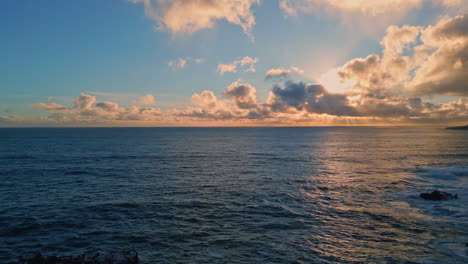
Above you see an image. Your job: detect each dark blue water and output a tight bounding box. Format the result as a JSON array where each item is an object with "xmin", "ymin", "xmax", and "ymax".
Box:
[{"xmin": 0, "ymin": 127, "xmax": 467, "ymax": 263}]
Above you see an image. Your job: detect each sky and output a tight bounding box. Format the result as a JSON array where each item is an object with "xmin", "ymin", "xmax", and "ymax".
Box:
[{"xmin": 1, "ymin": 0, "xmax": 467, "ymax": 126}]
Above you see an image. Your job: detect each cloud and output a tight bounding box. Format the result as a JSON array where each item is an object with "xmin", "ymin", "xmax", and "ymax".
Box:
[
  {"xmin": 138, "ymin": 94, "xmax": 156, "ymax": 105},
  {"xmin": 31, "ymin": 102, "xmax": 67, "ymax": 112},
  {"xmin": 168, "ymin": 58, "xmax": 187, "ymax": 70},
  {"xmin": 266, "ymin": 80, "xmax": 467, "ymax": 120},
  {"xmin": 409, "ymin": 15, "xmax": 468, "ymax": 96},
  {"xmin": 261, "ymin": 14, "xmax": 468, "ymax": 121},
  {"xmin": 22, "ymin": 82, "xmax": 468, "ymax": 126},
  {"xmin": 191, "ymin": 91, "xmax": 219, "ymax": 110},
  {"xmin": 225, "ymin": 81, "xmax": 257, "ymax": 109},
  {"xmin": 279, "ymin": 1, "xmax": 467, "ymax": 35},
  {"xmin": 335, "ymin": 15, "xmax": 468, "ymax": 97},
  {"xmin": 268, "ymin": 81, "xmax": 359, "ymax": 116},
  {"xmin": 337, "ymin": 54, "xmax": 404, "ymax": 94},
  {"xmin": 265, "ymin": 66, "xmax": 305, "ymax": 80},
  {"xmin": 0, "ymin": 115, "xmax": 23, "ymax": 125},
  {"xmin": 131, "ymin": 0, "xmax": 260, "ymax": 38},
  {"xmin": 279, "ymin": 0, "xmax": 466, "ymax": 16},
  {"xmin": 217, "ymin": 64, "xmax": 238, "ymax": 75},
  {"xmin": 168, "ymin": 57, "xmax": 204, "ymax": 70},
  {"xmin": 120, "ymin": 106, "xmax": 161, "ymax": 121},
  {"xmin": 74, "ymin": 93, "xmax": 96, "ymax": 110},
  {"xmin": 183, "ymin": 82, "xmax": 266, "ymax": 120},
  {"xmin": 11, "ymin": 15, "xmax": 468, "ymax": 126},
  {"xmin": 380, "ymin": 25, "xmax": 421, "ymax": 58},
  {"xmin": 96, "ymin": 101, "xmax": 120, "ymax": 112},
  {"xmin": 443, "ymin": 0, "xmax": 466, "ymax": 7},
  {"xmin": 184, "ymin": 78, "xmax": 465, "ymax": 122},
  {"xmin": 217, "ymin": 56, "xmax": 258, "ymax": 75},
  {"xmin": 28, "ymin": 93, "xmax": 162, "ymax": 123}
]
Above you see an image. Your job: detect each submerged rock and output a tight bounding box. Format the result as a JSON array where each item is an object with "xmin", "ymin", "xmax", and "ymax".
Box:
[
  {"xmin": 19, "ymin": 250, "xmax": 138, "ymax": 264},
  {"xmin": 420, "ymin": 190, "xmax": 458, "ymax": 201}
]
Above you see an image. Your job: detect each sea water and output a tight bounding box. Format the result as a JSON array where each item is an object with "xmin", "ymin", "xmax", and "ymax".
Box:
[{"xmin": 0, "ymin": 127, "xmax": 467, "ymax": 263}]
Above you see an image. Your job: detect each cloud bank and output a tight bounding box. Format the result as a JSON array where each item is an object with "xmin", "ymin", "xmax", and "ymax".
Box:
[
  {"xmin": 3, "ymin": 15, "xmax": 467, "ymax": 127},
  {"xmin": 29, "ymin": 93, "xmax": 162, "ymax": 123}
]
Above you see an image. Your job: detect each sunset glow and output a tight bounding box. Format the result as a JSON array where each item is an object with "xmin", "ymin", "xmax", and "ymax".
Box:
[
  {"xmin": 1, "ymin": 1, "xmax": 467, "ymax": 126},
  {"xmin": 1, "ymin": 2, "xmax": 468, "ymax": 262}
]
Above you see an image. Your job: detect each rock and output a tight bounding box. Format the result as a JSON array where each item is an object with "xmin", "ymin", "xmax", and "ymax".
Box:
[
  {"xmin": 420, "ymin": 190, "xmax": 458, "ymax": 201},
  {"xmin": 446, "ymin": 125, "xmax": 468, "ymax": 130},
  {"xmin": 19, "ymin": 250, "xmax": 138, "ymax": 264}
]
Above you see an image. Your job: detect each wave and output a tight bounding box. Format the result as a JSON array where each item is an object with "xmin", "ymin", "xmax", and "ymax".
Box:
[
  {"xmin": 0, "ymin": 155, "xmax": 34, "ymax": 160},
  {"xmin": 431, "ymin": 239, "xmax": 468, "ymax": 263},
  {"xmin": 416, "ymin": 165, "xmax": 468, "ymax": 180},
  {"xmin": 65, "ymin": 170, "xmax": 91, "ymax": 175}
]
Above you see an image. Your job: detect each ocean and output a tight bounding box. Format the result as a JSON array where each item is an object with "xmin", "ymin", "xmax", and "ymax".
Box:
[{"xmin": 0, "ymin": 127, "xmax": 467, "ymax": 263}]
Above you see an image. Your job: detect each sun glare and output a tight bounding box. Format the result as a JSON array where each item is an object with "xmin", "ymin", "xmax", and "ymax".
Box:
[{"xmin": 318, "ymin": 68, "xmax": 356, "ymax": 94}]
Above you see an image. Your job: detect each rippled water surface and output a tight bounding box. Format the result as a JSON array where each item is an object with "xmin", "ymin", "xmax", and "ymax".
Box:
[{"xmin": 0, "ymin": 127, "xmax": 467, "ymax": 263}]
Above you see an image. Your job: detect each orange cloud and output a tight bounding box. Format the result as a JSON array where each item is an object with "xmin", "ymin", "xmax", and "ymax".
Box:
[
  {"xmin": 217, "ymin": 56, "xmax": 258, "ymax": 75},
  {"xmin": 336, "ymin": 14, "xmax": 468, "ymax": 97},
  {"xmin": 131, "ymin": 0, "xmax": 260, "ymax": 38},
  {"xmin": 265, "ymin": 67, "xmax": 305, "ymax": 80},
  {"xmin": 279, "ymin": 0, "xmax": 467, "ymax": 35},
  {"xmin": 168, "ymin": 58, "xmax": 187, "ymax": 70},
  {"xmin": 138, "ymin": 94, "xmax": 156, "ymax": 106},
  {"xmin": 7, "ymin": 15, "xmax": 467, "ymax": 127},
  {"xmin": 280, "ymin": 0, "xmax": 465, "ymax": 16}
]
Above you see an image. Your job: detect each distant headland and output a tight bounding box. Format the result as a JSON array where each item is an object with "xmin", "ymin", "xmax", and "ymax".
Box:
[{"xmin": 446, "ymin": 125, "xmax": 468, "ymax": 130}]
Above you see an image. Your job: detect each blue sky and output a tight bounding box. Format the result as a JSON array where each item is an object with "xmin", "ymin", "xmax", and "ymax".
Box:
[{"xmin": 1, "ymin": 0, "xmax": 467, "ymax": 126}]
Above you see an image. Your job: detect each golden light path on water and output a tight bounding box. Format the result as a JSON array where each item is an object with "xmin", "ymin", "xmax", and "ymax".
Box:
[{"xmin": 295, "ymin": 127, "xmax": 468, "ymax": 262}]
